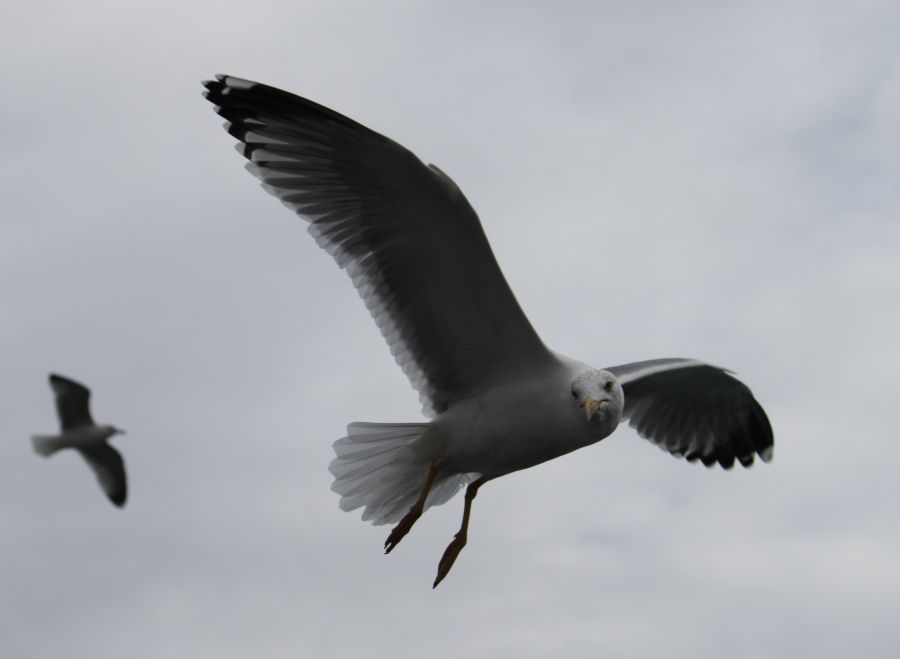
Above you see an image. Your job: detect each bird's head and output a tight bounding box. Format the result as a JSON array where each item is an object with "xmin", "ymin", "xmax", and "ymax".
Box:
[
  {"xmin": 103, "ymin": 425, "xmax": 126, "ymax": 438},
  {"xmin": 571, "ymin": 369, "xmax": 623, "ymax": 437}
]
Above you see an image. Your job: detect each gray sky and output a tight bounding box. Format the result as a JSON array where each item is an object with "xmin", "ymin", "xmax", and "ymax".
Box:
[{"xmin": 2, "ymin": 1, "xmax": 899, "ymax": 657}]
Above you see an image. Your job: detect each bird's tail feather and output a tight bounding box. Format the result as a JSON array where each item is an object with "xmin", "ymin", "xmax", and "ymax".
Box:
[
  {"xmin": 329, "ymin": 422, "xmax": 478, "ymax": 526},
  {"xmin": 31, "ymin": 435, "xmax": 66, "ymax": 457}
]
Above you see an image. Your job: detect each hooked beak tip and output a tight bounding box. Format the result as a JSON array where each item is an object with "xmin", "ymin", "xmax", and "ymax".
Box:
[{"xmin": 583, "ymin": 395, "xmax": 606, "ymax": 422}]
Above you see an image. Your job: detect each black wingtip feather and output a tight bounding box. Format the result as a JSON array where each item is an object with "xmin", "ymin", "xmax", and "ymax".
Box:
[
  {"xmin": 749, "ymin": 400, "xmax": 775, "ymax": 463},
  {"xmin": 718, "ymin": 451, "xmax": 736, "ymax": 470},
  {"xmin": 616, "ymin": 361, "xmax": 774, "ymax": 471}
]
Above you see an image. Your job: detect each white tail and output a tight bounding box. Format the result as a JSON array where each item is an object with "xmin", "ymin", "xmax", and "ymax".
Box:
[
  {"xmin": 31, "ymin": 435, "xmax": 66, "ymax": 457},
  {"xmin": 329, "ymin": 422, "xmax": 479, "ymax": 526}
]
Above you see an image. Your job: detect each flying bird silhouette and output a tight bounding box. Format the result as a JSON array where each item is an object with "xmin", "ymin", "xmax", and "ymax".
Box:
[
  {"xmin": 203, "ymin": 75, "xmax": 773, "ymax": 586},
  {"xmin": 32, "ymin": 374, "xmax": 128, "ymax": 507}
]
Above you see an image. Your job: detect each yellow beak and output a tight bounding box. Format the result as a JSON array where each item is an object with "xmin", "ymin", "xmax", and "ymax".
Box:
[{"xmin": 583, "ymin": 395, "xmax": 605, "ymax": 422}]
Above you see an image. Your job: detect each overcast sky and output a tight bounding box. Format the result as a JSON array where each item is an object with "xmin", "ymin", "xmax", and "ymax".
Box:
[{"xmin": 2, "ymin": 1, "xmax": 899, "ymax": 657}]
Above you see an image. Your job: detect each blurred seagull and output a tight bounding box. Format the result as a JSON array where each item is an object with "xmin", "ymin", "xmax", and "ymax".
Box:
[
  {"xmin": 32, "ymin": 374, "xmax": 127, "ymax": 507},
  {"xmin": 203, "ymin": 75, "xmax": 774, "ymax": 586}
]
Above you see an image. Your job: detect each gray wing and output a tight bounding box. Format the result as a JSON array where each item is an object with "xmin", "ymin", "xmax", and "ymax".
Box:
[
  {"xmin": 203, "ymin": 75, "xmax": 554, "ymax": 415},
  {"xmin": 49, "ymin": 373, "xmax": 94, "ymax": 430},
  {"xmin": 78, "ymin": 445, "xmax": 127, "ymax": 507},
  {"xmin": 606, "ymin": 358, "xmax": 773, "ymax": 469}
]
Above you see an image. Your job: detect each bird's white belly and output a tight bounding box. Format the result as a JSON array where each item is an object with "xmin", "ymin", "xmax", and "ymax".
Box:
[
  {"xmin": 427, "ymin": 384, "xmax": 606, "ymax": 476},
  {"xmin": 59, "ymin": 426, "xmax": 110, "ymax": 448}
]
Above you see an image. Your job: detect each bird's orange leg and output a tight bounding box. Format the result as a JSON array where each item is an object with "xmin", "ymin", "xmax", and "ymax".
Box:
[
  {"xmin": 433, "ymin": 475, "xmax": 491, "ymax": 588},
  {"xmin": 384, "ymin": 460, "xmax": 438, "ymax": 554}
]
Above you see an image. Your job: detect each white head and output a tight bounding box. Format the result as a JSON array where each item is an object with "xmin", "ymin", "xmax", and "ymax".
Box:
[{"xmin": 570, "ymin": 369, "xmax": 624, "ymax": 438}]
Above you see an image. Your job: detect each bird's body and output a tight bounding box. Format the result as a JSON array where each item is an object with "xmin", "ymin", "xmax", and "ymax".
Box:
[
  {"xmin": 32, "ymin": 374, "xmax": 127, "ymax": 507},
  {"xmin": 423, "ymin": 357, "xmax": 612, "ymax": 476},
  {"xmin": 203, "ymin": 75, "xmax": 773, "ymax": 585},
  {"xmin": 33, "ymin": 424, "xmax": 117, "ymax": 454}
]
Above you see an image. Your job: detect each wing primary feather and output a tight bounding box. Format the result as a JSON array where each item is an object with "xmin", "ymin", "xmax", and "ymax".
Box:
[{"xmin": 607, "ymin": 359, "xmax": 773, "ymax": 470}]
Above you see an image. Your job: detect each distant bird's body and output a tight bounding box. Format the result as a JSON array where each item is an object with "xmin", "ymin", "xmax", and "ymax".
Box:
[
  {"xmin": 203, "ymin": 75, "xmax": 774, "ymax": 586},
  {"xmin": 32, "ymin": 374, "xmax": 127, "ymax": 507},
  {"xmin": 33, "ymin": 425, "xmax": 117, "ymax": 455}
]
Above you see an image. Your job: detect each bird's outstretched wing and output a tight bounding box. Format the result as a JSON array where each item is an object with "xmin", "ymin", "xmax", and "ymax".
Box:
[
  {"xmin": 79, "ymin": 445, "xmax": 127, "ymax": 507},
  {"xmin": 49, "ymin": 373, "xmax": 94, "ymax": 430},
  {"xmin": 606, "ymin": 358, "xmax": 773, "ymax": 469},
  {"xmin": 203, "ymin": 75, "xmax": 554, "ymax": 415}
]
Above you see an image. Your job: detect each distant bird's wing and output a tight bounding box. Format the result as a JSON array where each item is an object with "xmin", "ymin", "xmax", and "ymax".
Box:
[
  {"xmin": 49, "ymin": 373, "xmax": 94, "ymax": 430},
  {"xmin": 606, "ymin": 358, "xmax": 773, "ymax": 469},
  {"xmin": 203, "ymin": 75, "xmax": 555, "ymax": 416},
  {"xmin": 79, "ymin": 445, "xmax": 127, "ymax": 507}
]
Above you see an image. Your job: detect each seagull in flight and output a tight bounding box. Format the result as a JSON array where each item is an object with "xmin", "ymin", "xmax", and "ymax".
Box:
[
  {"xmin": 203, "ymin": 75, "xmax": 773, "ymax": 587},
  {"xmin": 32, "ymin": 374, "xmax": 128, "ymax": 507}
]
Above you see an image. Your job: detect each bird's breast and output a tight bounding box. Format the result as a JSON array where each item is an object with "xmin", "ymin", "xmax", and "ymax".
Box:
[
  {"xmin": 60, "ymin": 426, "xmax": 112, "ymax": 447},
  {"xmin": 431, "ymin": 381, "xmax": 607, "ymax": 476}
]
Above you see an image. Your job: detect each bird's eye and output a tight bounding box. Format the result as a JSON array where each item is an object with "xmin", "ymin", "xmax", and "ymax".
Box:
[
  {"xmin": 571, "ymin": 390, "xmax": 578, "ymax": 398},
  {"xmin": 604, "ymin": 381, "xmax": 613, "ymax": 392}
]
